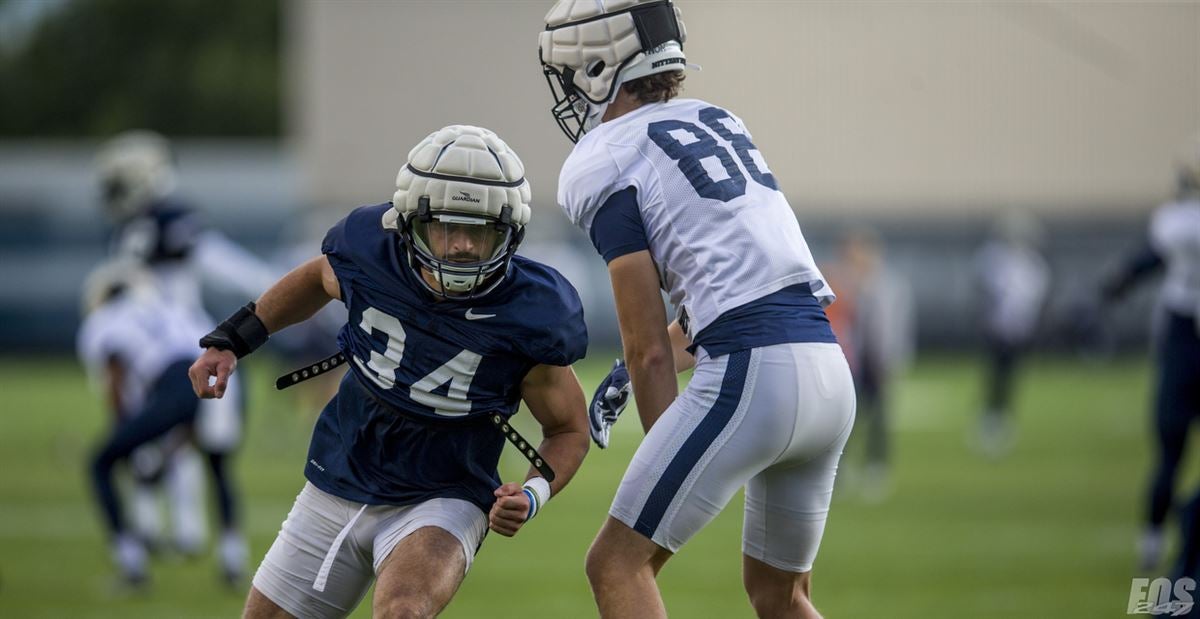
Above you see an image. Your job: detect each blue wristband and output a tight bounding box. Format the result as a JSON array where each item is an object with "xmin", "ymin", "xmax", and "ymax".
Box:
[{"xmin": 523, "ymin": 488, "xmax": 539, "ymax": 520}]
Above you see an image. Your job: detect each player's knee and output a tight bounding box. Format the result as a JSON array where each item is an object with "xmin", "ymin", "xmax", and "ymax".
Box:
[
  {"xmin": 745, "ymin": 586, "xmax": 811, "ymax": 619},
  {"xmin": 585, "ymin": 538, "xmax": 657, "ymax": 590},
  {"xmin": 584, "ymin": 542, "xmax": 611, "ymax": 587},
  {"xmin": 374, "ymin": 593, "xmax": 436, "ymax": 619},
  {"xmin": 585, "ymin": 539, "xmax": 632, "ymax": 589},
  {"xmin": 89, "ymin": 447, "xmax": 117, "ymax": 478},
  {"xmin": 747, "ymin": 596, "xmax": 816, "ymax": 619},
  {"xmin": 744, "ymin": 570, "xmax": 815, "ymax": 619}
]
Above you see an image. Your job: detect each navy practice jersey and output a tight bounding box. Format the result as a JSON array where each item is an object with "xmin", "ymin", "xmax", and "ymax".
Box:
[
  {"xmin": 111, "ymin": 199, "xmax": 203, "ymax": 265},
  {"xmin": 305, "ymin": 203, "xmax": 587, "ymax": 511}
]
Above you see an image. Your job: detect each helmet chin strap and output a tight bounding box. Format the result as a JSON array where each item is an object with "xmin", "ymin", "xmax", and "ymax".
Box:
[{"xmin": 583, "ymin": 99, "xmax": 611, "ymax": 132}]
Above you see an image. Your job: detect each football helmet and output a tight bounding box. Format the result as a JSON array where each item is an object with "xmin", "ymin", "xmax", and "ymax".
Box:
[
  {"xmin": 95, "ymin": 130, "xmax": 177, "ymax": 220},
  {"xmin": 538, "ymin": 0, "xmax": 689, "ymax": 142},
  {"xmin": 384, "ymin": 125, "xmax": 531, "ymax": 299}
]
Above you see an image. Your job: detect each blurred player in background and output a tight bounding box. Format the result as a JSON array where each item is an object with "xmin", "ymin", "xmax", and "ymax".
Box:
[
  {"xmin": 540, "ymin": 1, "xmax": 856, "ymax": 616},
  {"xmin": 189, "ymin": 126, "xmax": 591, "ymax": 618},
  {"xmin": 826, "ymin": 229, "xmax": 915, "ymax": 501},
  {"xmin": 94, "ymin": 130, "xmax": 274, "ymax": 558},
  {"xmin": 971, "ymin": 210, "xmax": 1050, "ymax": 458},
  {"xmin": 77, "ymin": 259, "xmax": 246, "ymax": 587},
  {"xmin": 96, "ymin": 130, "xmax": 277, "ymax": 314},
  {"xmin": 1100, "ymin": 136, "xmax": 1200, "ymax": 574}
]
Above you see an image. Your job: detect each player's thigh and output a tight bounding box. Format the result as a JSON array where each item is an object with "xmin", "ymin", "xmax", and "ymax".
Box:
[
  {"xmin": 243, "ymin": 586, "xmax": 296, "ymax": 619},
  {"xmin": 743, "ymin": 343, "xmax": 854, "ymax": 573},
  {"xmin": 1156, "ymin": 318, "xmax": 1200, "ymax": 430},
  {"xmin": 97, "ymin": 385, "xmax": 198, "ymax": 462},
  {"xmin": 372, "ymin": 498, "xmax": 487, "ymax": 616},
  {"xmin": 372, "ymin": 527, "xmax": 467, "ymax": 617},
  {"xmin": 252, "ymin": 483, "xmax": 374, "ymax": 619},
  {"xmin": 743, "ymin": 447, "xmax": 845, "ymax": 574},
  {"xmin": 610, "ymin": 347, "xmax": 801, "ymax": 552}
]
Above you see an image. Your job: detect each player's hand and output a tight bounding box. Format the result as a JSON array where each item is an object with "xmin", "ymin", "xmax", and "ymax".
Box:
[
  {"xmin": 589, "ymin": 359, "xmax": 631, "ymax": 449},
  {"xmin": 188, "ymin": 348, "xmax": 237, "ymax": 399},
  {"xmin": 488, "ymin": 482, "xmax": 531, "ymax": 537}
]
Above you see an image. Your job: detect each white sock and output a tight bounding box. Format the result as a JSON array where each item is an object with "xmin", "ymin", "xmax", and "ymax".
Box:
[
  {"xmin": 113, "ymin": 533, "xmax": 148, "ymax": 578},
  {"xmin": 168, "ymin": 448, "xmax": 207, "ymax": 553},
  {"xmin": 130, "ymin": 483, "xmax": 162, "ymax": 544},
  {"xmin": 219, "ymin": 530, "xmax": 248, "ymax": 576}
]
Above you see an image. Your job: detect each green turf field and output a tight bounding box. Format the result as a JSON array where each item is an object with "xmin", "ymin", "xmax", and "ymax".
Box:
[{"xmin": 0, "ymin": 353, "xmax": 1171, "ymax": 618}]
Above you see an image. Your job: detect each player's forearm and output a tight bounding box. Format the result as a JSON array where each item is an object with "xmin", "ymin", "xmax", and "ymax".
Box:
[
  {"xmin": 254, "ymin": 257, "xmax": 337, "ymax": 334},
  {"xmin": 105, "ymin": 387, "xmax": 125, "ymax": 422},
  {"xmin": 104, "ymin": 357, "xmax": 128, "ymax": 421},
  {"xmin": 626, "ymin": 345, "xmax": 678, "ymax": 431},
  {"xmin": 667, "ymin": 320, "xmax": 695, "ymax": 373},
  {"xmin": 521, "ymin": 364, "xmax": 591, "ymax": 496},
  {"xmin": 1101, "ymin": 242, "xmax": 1163, "ymax": 301},
  {"xmin": 532, "ymin": 429, "xmax": 589, "ymax": 497}
]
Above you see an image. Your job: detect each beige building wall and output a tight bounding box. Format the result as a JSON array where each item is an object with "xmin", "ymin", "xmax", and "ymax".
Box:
[{"xmin": 290, "ymin": 1, "xmax": 1200, "ymax": 218}]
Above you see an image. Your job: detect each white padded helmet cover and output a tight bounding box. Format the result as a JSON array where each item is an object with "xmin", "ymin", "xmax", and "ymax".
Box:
[
  {"xmin": 386, "ymin": 125, "xmax": 531, "ymax": 231},
  {"xmin": 539, "ymin": 0, "xmax": 687, "ymax": 104},
  {"xmin": 95, "ymin": 130, "xmax": 177, "ymax": 218}
]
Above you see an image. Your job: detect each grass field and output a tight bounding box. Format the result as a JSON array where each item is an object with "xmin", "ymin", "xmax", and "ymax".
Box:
[{"xmin": 0, "ymin": 353, "xmax": 1175, "ymax": 618}]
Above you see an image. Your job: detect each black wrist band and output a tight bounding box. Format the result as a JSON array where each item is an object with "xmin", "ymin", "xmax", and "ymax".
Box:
[{"xmin": 199, "ymin": 302, "xmax": 269, "ymax": 358}]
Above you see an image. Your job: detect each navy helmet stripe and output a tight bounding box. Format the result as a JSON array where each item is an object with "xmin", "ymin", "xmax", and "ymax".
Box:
[
  {"xmin": 404, "ymin": 164, "xmax": 526, "ymax": 189},
  {"xmin": 633, "ymin": 349, "xmax": 752, "ymax": 539}
]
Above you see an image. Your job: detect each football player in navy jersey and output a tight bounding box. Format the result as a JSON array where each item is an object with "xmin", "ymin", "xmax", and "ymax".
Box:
[
  {"xmin": 189, "ymin": 125, "xmax": 591, "ymax": 619},
  {"xmin": 1100, "ymin": 136, "xmax": 1200, "ymax": 576},
  {"xmin": 541, "ymin": 2, "xmax": 855, "ymax": 617}
]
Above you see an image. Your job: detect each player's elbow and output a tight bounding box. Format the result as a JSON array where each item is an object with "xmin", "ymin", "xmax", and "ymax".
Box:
[
  {"xmin": 625, "ymin": 342, "xmax": 673, "ymax": 376},
  {"xmin": 574, "ymin": 430, "xmax": 591, "ymax": 460},
  {"xmin": 558, "ymin": 412, "xmax": 592, "ymax": 455}
]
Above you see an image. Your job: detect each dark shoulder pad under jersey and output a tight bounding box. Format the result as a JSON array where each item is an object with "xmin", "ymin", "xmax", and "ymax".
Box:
[
  {"xmin": 321, "ymin": 203, "xmax": 410, "ymax": 297},
  {"xmin": 322, "ymin": 204, "xmax": 587, "ymax": 367},
  {"xmin": 115, "ymin": 198, "xmax": 204, "ymax": 263},
  {"xmin": 501, "ymin": 255, "xmax": 588, "ymax": 367}
]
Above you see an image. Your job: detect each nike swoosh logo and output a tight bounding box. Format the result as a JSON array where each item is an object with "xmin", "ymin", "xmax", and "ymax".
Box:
[{"xmin": 464, "ymin": 309, "xmax": 496, "ymax": 320}]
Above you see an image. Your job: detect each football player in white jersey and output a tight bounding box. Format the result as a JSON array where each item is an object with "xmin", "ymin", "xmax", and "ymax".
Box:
[
  {"xmin": 95, "ymin": 130, "xmax": 276, "ymax": 556},
  {"xmin": 971, "ymin": 211, "xmax": 1050, "ymax": 457},
  {"xmin": 539, "ymin": 2, "xmax": 856, "ymax": 616},
  {"xmin": 1101, "ymin": 136, "xmax": 1200, "ymax": 575},
  {"xmin": 96, "ymin": 130, "xmax": 277, "ymax": 313},
  {"xmin": 77, "ymin": 259, "xmax": 247, "ymax": 586}
]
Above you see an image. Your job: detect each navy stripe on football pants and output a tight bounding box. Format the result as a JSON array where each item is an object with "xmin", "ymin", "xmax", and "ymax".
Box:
[{"xmin": 633, "ymin": 349, "xmax": 752, "ymax": 539}]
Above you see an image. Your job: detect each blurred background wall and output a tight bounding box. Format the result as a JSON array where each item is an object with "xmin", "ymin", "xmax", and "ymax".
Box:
[{"xmin": 1, "ymin": 0, "xmax": 1197, "ymax": 351}]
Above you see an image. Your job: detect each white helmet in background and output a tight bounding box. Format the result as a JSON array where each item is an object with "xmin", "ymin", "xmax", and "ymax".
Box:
[
  {"xmin": 81, "ymin": 257, "xmax": 156, "ymax": 316},
  {"xmin": 384, "ymin": 125, "xmax": 531, "ymax": 299},
  {"xmin": 95, "ymin": 130, "xmax": 176, "ymax": 220},
  {"xmin": 538, "ymin": 0, "xmax": 690, "ymax": 142},
  {"xmin": 1175, "ymin": 133, "xmax": 1200, "ymax": 199}
]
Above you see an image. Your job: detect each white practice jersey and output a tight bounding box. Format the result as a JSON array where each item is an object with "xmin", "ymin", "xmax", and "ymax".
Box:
[
  {"xmin": 112, "ymin": 202, "xmax": 276, "ymax": 323},
  {"xmin": 1149, "ymin": 198, "xmax": 1200, "ymax": 318},
  {"xmin": 77, "ymin": 291, "xmax": 207, "ymax": 413},
  {"xmin": 974, "ymin": 240, "xmax": 1050, "ymax": 343},
  {"xmin": 558, "ymin": 98, "xmax": 832, "ymax": 340}
]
